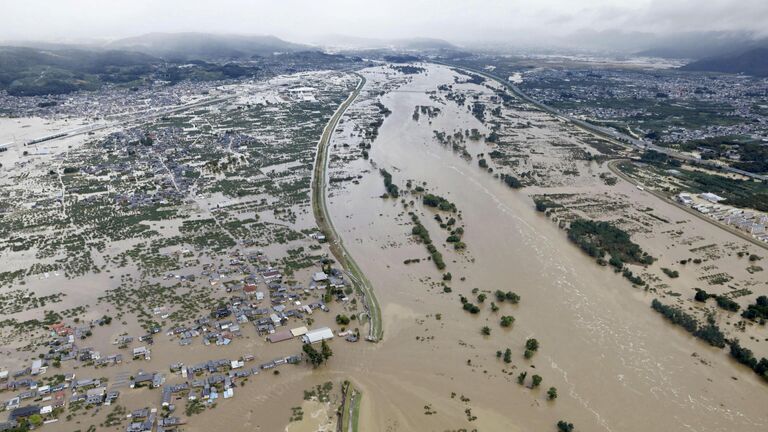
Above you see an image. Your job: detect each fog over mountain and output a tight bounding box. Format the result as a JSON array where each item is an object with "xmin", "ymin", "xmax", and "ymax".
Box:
[
  {"xmin": 108, "ymin": 33, "xmax": 310, "ymax": 60},
  {"xmin": 1, "ymin": 0, "xmax": 767, "ymax": 55}
]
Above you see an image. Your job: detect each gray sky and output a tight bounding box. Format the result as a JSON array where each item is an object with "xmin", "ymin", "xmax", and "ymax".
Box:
[{"xmin": 2, "ymin": 0, "xmax": 767, "ymax": 44}]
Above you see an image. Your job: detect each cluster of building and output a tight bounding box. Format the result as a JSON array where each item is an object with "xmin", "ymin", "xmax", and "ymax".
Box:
[
  {"xmin": 0, "ymin": 247, "xmax": 353, "ymax": 428},
  {"xmin": 0, "ymin": 344, "xmax": 308, "ymax": 432},
  {"xmin": 519, "ymin": 67, "xmax": 768, "ymax": 145},
  {"xmin": 165, "ymin": 264, "xmax": 343, "ymax": 348},
  {"xmin": 677, "ymin": 192, "xmax": 768, "ymax": 242},
  {"xmin": 0, "ymin": 80, "xmax": 217, "ymax": 120}
]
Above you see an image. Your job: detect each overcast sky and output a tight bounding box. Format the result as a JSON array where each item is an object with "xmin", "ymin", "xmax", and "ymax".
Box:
[{"xmin": 2, "ymin": 0, "xmax": 767, "ymax": 44}]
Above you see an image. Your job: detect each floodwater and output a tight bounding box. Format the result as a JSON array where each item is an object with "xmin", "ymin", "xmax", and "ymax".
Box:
[{"xmin": 323, "ymin": 64, "xmax": 768, "ymax": 431}]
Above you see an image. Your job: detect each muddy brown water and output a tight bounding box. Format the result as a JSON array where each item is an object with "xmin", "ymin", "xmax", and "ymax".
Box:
[{"xmin": 321, "ymin": 64, "xmax": 768, "ymax": 431}]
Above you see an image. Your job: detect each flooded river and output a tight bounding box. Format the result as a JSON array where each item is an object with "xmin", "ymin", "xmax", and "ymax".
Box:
[{"xmin": 324, "ymin": 64, "xmax": 768, "ymax": 431}]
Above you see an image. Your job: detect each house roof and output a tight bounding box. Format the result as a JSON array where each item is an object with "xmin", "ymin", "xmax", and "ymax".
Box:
[
  {"xmin": 267, "ymin": 330, "xmax": 294, "ymax": 343},
  {"xmin": 290, "ymin": 326, "xmax": 308, "ymax": 337},
  {"xmin": 302, "ymin": 327, "xmax": 334, "ymax": 344},
  {"xmin": 9, "ymin": 405, "xmax": 39, "ymax": 420}
]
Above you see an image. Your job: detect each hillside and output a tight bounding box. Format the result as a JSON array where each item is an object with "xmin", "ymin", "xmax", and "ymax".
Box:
[
  {"xmin": 0, "ymin": 37, "xmax": 361, "ymax": 97},
  {"xmin": 109, "ymin": 32, "xmax": 308, "ymax": 60},
  {"xmin": 681, "ymin": 47, "xmax": 768, "ymax": 77},
  {"xmin": 0, "ymin": 46, "xmax": 159, "ymax": 95}
]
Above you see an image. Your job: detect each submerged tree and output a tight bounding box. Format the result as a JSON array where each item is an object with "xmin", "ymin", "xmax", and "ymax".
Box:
[
  {"xmin": 303, "ymin": 344, "xmax": 324, "ymax": 367},
  {"xmin": 531, "ymin": 374, "xmax": 542, "ymax": 388},
  {"xmin": 547, "ymin": 387, "xmax": 558, "ymax": 400},
  {"xmin": 321, "ymin": 340, "xmax": 333, "ymax": 363}
]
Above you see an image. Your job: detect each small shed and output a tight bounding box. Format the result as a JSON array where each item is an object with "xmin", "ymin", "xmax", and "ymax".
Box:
[{"xmin": 290, "ymin": 326, "xmax": 308, "ymax": 337}]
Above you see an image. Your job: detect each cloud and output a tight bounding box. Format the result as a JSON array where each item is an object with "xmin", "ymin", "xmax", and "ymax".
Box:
[{"xmin": 0, "ymin": 0, "xmax": 765, "ymax": 44}]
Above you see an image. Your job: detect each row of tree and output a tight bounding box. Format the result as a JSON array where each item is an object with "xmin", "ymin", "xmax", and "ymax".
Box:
[{"xmin": 651, "ymin": 299, "xmax": 726, "ymax": 348}]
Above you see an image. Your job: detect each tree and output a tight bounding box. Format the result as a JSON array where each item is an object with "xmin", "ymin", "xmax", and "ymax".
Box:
[
  {"xmin": 503, "ymin": 348, "xmax": 512, "ymax": 364},
  {"xmin": 303, "ymin": 344, "xmax": 324, "ymax": 367},
  {"xmin": 380, "ymin": 169, "xmax": 399, "ymax": 197},
  {"xmin": 336, "ymin": 314, "xmax": 350, "ymax": 325},
  {"xmin": 495, "ymin": 290, "xmax": 506, "ymax": 302},
  {"xmin": 531, "ymin": 374, "xmax": 542, "ymax": 388},
  {"xmin": 505, "ymin": 292, "xmax": 520, "ymax": 304},
  {"xmin": 694, "ymin": 289, "xmax": 710, "ymax": 302},
  {"xmin": 500, "ymin": 315, "xmax": 515, "ymax": 327},
  {"xmin": 524, "ymin": 339, "xmax": 539, "ymax": 359},
  {"xmin": 29, "ymin": 414, "xmax": 43, "ymax": 427},
  {"xmin": 547, "ymin": 387, "xmax": 558, "ymax": 400},
  {"xmin": 463, "ymin": 302, "xmax": 480, "ymax": 314},
  {"xmin": 517, "ymin": 372, "xmax": 527, "ymax": 385},
  {"xmin": 477, "ymin": 293, "xmax": 487, "ymax": 303},
  {"xmin": 321, "ymin": 340, "xmax": 333, "ymax": 363},
  {"xmin": 557, "ymin": 420, "xmax": 575, "ymax": 432},
  {"xmin": 481, "ymin": 326, "xmax": 491, "ymax": 336},
  {"xmin": 502, "ymin": 174, "xmax": 522, "ymax": 189}
]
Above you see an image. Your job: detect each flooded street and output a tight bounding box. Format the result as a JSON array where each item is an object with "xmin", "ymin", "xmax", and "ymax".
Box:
[{"xmin": 325, "ymin": 64, "xmax": 768, "ymax": 431}]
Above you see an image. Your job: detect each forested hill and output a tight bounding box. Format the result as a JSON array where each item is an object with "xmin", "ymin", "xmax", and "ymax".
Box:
[{"xmin": 0, "ymin": 46, "xmax": 159, "ymax": 95}]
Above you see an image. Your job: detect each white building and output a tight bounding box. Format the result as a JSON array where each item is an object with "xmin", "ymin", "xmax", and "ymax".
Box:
[
  {"xmin": 700, "ymin": 192, "xmax": 725, "ymax": 203},
  {"xmin": 302, "ymin": 327, "xmax": 334, "ymax": 344},
  {"xmin": 676, "ymin": 193, "xmax": 693, "ymax": 205}
]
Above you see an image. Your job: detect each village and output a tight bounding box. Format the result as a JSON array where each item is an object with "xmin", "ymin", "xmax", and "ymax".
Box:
[
  {"xmin": 0, "ymin": 65, "xmax": 370, "ymax": 431},
  {"xmin": 677, "ymin": 192, "xmax": 768, "ymax": 243},
  {"xmin": 0, "ymin": 246, "xmax": 364, "ymax": 431}
]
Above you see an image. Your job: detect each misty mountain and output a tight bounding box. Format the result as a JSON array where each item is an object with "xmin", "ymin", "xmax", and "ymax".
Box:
[
  {"xmin": 109, "ymin": 32, "xmax": 309, "ymax": 61},
  {"xmin": 0, "ymin": 43, "xmax": 269, "ymax": 96},
  {"xmin": 636, "ymin": 31, "xmax": 768, "ymax": 59},
  {"xmin": 0, "ymin": 46, "xmax": 159, "ymax": 95},
  {"xmin": 0, "ymin": 46, "xmax": 157, "ymax": 71},
  {"xmin": 517, "ymin": 30, "xmax": 768, "ymax": 60},
  {"xmin": 0, "ymin": 34, "xmax": 363, "ymax": 96},
  {"xmin": 313, "ymin": 34, "xmax": 457, "ymax": 51},
  {"xmin": 680, "ymin": 47, "xmax": 768, "ymax": 77},
  {"xmin": 395, "ymin": 37, "xmax": 457, "ymax": 51}
]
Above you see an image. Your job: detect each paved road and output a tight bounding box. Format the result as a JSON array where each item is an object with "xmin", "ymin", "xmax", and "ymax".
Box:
[{"xmin": 311, "ymin": 73, "xmax": 383, "ymax": 342}]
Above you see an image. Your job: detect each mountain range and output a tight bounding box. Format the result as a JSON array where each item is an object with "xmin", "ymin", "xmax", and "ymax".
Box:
[
  {"xmin": 108, "ymin": 32, "xmax": 309, "ymax": 60},
  {"xmin": 681, "ymin": 47, "xmax": 768, "ymax": 77},
  {"xmin": 0, "ymin": 33, "xmax": 359, "ymax": 96}
]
